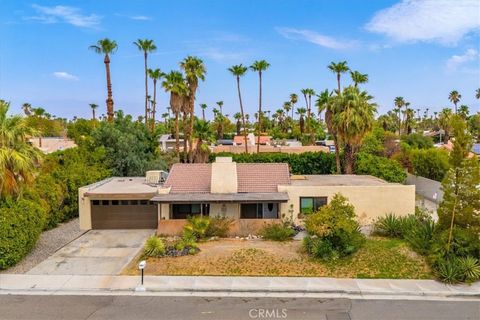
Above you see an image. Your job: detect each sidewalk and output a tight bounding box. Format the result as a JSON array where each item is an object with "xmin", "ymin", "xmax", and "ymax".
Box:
[{"xmin": 1, "ymin": 274, "xmax": 479, "ymax": 298}]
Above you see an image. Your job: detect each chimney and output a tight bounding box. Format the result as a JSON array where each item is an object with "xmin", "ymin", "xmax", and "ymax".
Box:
[{"xmin": 210, "ymin": 157, "xmax": 237, "ymax": 193}]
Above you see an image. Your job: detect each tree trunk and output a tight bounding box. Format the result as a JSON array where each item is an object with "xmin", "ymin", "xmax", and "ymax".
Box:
[
  {"xmin": 334, "ymin": 137, "xmax": 341, "ymax": 174},
  {"xmin": 236, "ymin": 76, "xmax": 249, "ymax": 153},
  {"xmin": 344, "ymin": 144, "xmax": 355, "ymax": 174},
  {"xmin": 256, "ymin": 72, "xmax": 262, "ymax": 153},
  {"xmin": 183, "ymin": 112, "xmax": 188, "ymax": 163},
  {"xmin": 447, "ymin": 168, "xmax": 459, "ymax": 252},
  {"xmin": 202, "ymin": 109, "xmax": 205, "ymax": 121},
  {"xmin": 174, "ymin": 112, "xmax": 180, "ymax": 157},
  {"xmin": 337, "ymin": 73, "xmax": 341, "ymax": 93},
  {"xmin": 92, "ymin": 109, "xmax": 96, "ymax": 121},
  {"xmin": 144, "ymin": 52, "xmax": 148, "ymax": 126},
  {"xmin": 152, "ymin": 79, "xmax": 157, "ymax": 131},
  {"xmin": 104, "ymin": 54, "xmax": 114, "ymax": 122}
]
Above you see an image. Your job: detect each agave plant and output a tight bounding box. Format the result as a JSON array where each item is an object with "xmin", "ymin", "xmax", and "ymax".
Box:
[
  {"xmin": 458, "ymin": 256, "xmax": 480, "ymax": 282},
  {"xmin": 143, "ymin": 235, "xmax": 165, "ymax": 258},
  {"xmin": 373, "ymin": 213, "xmax": 403, "ymax": 238}
]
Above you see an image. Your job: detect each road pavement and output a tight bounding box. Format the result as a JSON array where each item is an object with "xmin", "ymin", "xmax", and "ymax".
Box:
[{"xmin": 0, "ymin": 295, "xmax": 478, "ymax": 320}]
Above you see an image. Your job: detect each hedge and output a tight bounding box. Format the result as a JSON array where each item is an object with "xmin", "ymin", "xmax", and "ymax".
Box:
[
  {"xmin": 210, "ymin": 152, "xmax": 336, "ymax": 174},
  {"xmin": 355, "ymin": 152, "xmax": 407, "ymax": 183},
  {"xmin": 410, "ymin": 148, "xmax": 450, "ymax": 182},
  {"xmin": 0, "ymin": 198, "xmax": 46, "ymax": 269}
]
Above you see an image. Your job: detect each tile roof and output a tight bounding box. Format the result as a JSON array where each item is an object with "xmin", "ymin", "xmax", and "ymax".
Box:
[
  {"xmin": 165, "ymin": 162, "xmax": 291, "ymax": 194},
  {"xmin": 164, "ymin": 163, "xmax": 211, "ymax": 193},
  {"xmin": 237, "ymin": 163, "xmax": 290, "ymax": 193}
]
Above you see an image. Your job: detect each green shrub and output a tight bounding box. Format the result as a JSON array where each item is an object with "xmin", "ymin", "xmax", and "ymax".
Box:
[
  {"xmin": 143, "ymin": 235, "xmax": 166, "ymax": 258},
  {"xmin": 210, "ymin": 152, "xmax": 336, "ymax": 175},
  {"xmin": 205, "ymin": 216, "xmax": 234, "ymax": 238},
  {"xmin": 304, "ymin": 193, "xmax": 365, "ymax": 259},
  {"xmin": 355, "ymin": 152, "xmax": 407, "ymax": 183},
  {"xmin": 0, "ymin": 198, "xmax": 47, "ymax": 269},
  {"xmin": 401, "ymin": 133, "xmax": 434, "ymax": 149},
  {"xmin": 260, "ymin": 222, "xmax": 295, "ymax": 241},
  {"xmin": 458, "ymin": 256, "xmax": 480, "ymax": 283},
  {"xmin": 373, "ymin": 213, "xmax": 404, "ymax": 237},
  {"xmin": 175, "ymin": 232, "xmax": 198, "ymax": 252},
  {"xmin": 410, "ymin": 148, "xmax": 450, "ymax": 181},
  {"xmin": 184, "ymin": 215, "xmax": 210, "ymax": 240},
  {"xmin": 436, "ymin": 258, "xmax": 463, "ymax": 284}
]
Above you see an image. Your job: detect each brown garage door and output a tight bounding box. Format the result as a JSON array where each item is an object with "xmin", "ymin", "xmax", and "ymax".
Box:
[{"xmin": 91, "ymin": 199, "xmax": 157, "ymax": 229}]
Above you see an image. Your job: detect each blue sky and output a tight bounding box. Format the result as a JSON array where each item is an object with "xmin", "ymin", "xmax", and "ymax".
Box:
[{"xmin": 1, "ymin": 0, "xmax": 479, "ymax": 120}]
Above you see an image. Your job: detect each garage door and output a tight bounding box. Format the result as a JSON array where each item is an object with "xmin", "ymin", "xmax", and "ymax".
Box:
[{"xmin": 91, "ymin": 199, "xmax": 158, "ymax": 229}]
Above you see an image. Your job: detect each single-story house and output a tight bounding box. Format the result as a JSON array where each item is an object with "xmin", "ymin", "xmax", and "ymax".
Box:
[
  {"xmin": 79, "ymin": 157, "xmax": 415, "ymax": 236},
  {"xmin": 30, "ymin": 137, "xmax": 77, "ymax": 153}
]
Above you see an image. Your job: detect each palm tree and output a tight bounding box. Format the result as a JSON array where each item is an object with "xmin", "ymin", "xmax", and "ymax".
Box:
[
  {"xmin": 89, "ymin": 103, "xmax": 98, "ymax": 121},
  {"xmin": 289, "ymin": 93, "xmax": 298, "ymax": 119},
  {"xmin": 0, "ymin": 100, "xmax": 42, "ymax": 197},
  {"xmin": 193, "ymin": 119, "xmax": 213, "ymax": 163},
  {"xmin": 328, "ymin": 61, "xmax": 349, "ymax": 93},
  {"xmin": 233, "ymin": 112, "xmax": 242, "ymax": 135},
  {"xmin": 350, "ymin": 71, "xmax": 368, "ymax": 87},
  {"xmin": 394, "ymin": 96, "xmax": 406, "ymax": 135},
  {"xmin": 228, "ymin": 64, "xmax": 249, "ymax": 153},
  {"xmin": 200, "ymin": 103, "xmax": 208, "ymax": 121},
  {"xmin": 216, "ymin": 101, "xmax": 224, "ymax": 115},
  {"xmin": 283, "ymin": 102, "xmax": 292, "ymax": 119},
  {"xmin": 448, "ymin": 90, "xmax": 461, "ymax": 113},
  {"xmin": 438, "ymin": 108, "xmax": 453, "ymax": 144},
  {"xmin": 458, "ymin": 105, "xmax": 469, "ymax": 119},
  {"xmin": 133, "ymin": 39, "xmax": 157, "ymax": 125},
  {"xmin": 296, "ymin": 107, "xmax": 306, "ymax": 134},
  {"xmin": 180, "ymin": 56, "xmax": 206, "ymax": 162},
  {"xmin": 332, "ymin": 86, "xmax": 376, "ymax": 173},
  {"xmin": 21, "ymin": 103, "xmax": 32, "ymax": 116},
  {"xmin": 250, "ymin": 60, "xmax": 270, "ymax": 152},
  {"xmin": 89, "ymin": 38, "xmax": 118, "ymax": 121},
  {"xmin": 147, "ymin": 68, "xmax": 164, "ymax": 131},
  {"xmin": 476, "ymin": 88, "xmax": 480, "ymax": 100},
  {"xmin": 162, "ymin": 71, "xmax": 188, "ymax": 156},
  {"xmin": 316, "ymin": 89, "xmax": 341, "ymax": 173}
]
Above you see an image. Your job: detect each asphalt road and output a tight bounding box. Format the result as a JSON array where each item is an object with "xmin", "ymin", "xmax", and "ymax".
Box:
[{"xmin": 0, "ymin": 295, "xmax": 478, "ymax": 320}]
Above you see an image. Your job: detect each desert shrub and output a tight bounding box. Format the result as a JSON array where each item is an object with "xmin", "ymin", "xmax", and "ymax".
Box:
[
  {"xmin": 260, "ymin": 222, "xmax": 295, "ymax": 241},
  {"xmin": 303, "ymin": 236, "xmax": 337, "ymax": 260},
  {"xmin": 184, "ymin": 215, "xmax": 211, "ymax": 240},
  {"xmin": 210, "ymin": 152, "xmax": 336, "ymax": 174},
  {"xmin": 205, "ymin": 216, "xmax": 234, "ymax": 238},
  {"xmin": 174, "ymin": 232, "xmax": 198, "ymax": 254},
  {"xmin": 410, "ymin": 148, "xmax": 450, "ymax": 181},
  {"xmin": 458, "ymin": 256, "xmax": 480, "ymax": 283},
  {"xmin": 355, "ymin": 152, "xmax": 407, "ymax": 183},
  {"xmin": 0, "ymin": 198, "xmax": 47, "ymax": 269},
  {"xmin": 373, "ymin": 213, "xmax": 404, "ymax": 237},
  {"xmin": 435, "ymin": 258, "xmax": 464, "ymax": 284},
  {"xmin": 401, "ymin": 133, "xmax": 434, "ymax": 149},
  {"xmin": 304, "ymin": 193, "xmax": 365, "ymax": 259},
  {"xmin": 143, "ymin": 235, "xmax": 166, "ymax": 258}
]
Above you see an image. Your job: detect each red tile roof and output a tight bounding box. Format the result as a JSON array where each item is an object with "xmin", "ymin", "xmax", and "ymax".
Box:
[
  {"xmin": 164, "ymin": 163, "xmax": 211, "ymax": 193},
  {"xmin": 165, "ymin": 162, "xmax": 291, "ymax": 194},
  {"xmin": 237, "ymin": 163, "xmax": 290, "ymax": 192}
]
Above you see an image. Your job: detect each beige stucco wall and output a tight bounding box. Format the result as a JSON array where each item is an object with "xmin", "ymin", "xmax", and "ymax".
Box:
[
  {"xmin": 278, "ymin": 184, "xmax": 416, "ymax": 225},
  {"xmin": 78, "ymin": 187, "xmax": 92, "ymax": 230}
]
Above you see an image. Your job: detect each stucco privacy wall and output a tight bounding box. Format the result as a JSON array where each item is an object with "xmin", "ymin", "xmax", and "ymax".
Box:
[
  {"xmin": 78, "ymin": 186, "xmax": 92, "ymax": 229},
  {"xmin": 278, "ymin": 184, "xmax": 416, "ymax": 224},
  {"xmin": 406, "ymin": 173, "xmax": 443, "ymax": 203}
]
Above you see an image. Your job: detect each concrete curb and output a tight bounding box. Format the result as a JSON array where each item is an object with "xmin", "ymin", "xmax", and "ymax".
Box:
[{"xmin": 1, "ymin": 275, "xmax": 479, "ymax": 299}]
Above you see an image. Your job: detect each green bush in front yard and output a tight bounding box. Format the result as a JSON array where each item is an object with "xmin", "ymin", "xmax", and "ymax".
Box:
[
  {"xmin": 303, "ymin": 193, "xmax": 365, "ymax": 259},
  {"xmin": 184, "ymin": 215, "xmax": 211, "ymax": 240},
  {"xmin": 205, "ymin": 216, "xmax": 234, "ymax": 238},
  {"xmin": 143, "ymin": 235, "xmax": 166, "ymax": 258},
  {"xmin": 0, "ymin": 198, "xmax": 47, "ymax": 269},
  {"xmin": 260, "ymin": 222, "xmax": 295, "ymax": 241}
]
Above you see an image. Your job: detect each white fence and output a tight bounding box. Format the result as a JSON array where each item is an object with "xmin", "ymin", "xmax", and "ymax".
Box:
[{"xmin": 405, "ymin": 173, "xmax": 443, "ymax": 204}]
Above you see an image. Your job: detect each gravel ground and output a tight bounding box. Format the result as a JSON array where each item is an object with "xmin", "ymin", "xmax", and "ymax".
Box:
[{"xmin": 1, "ymin": 218, "xmax": 86, "ymax": 274}]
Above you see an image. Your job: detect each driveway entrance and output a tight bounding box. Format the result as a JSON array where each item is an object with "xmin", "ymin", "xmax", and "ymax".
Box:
[{"xmin": 27, "ymin": 229, "xmax": 153, "ymax": 275}]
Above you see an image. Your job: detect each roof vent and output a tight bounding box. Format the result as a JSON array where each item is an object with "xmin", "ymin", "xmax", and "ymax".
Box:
[{"xmin": 145, "ymin": 170, "xmax": 167, "ymax": 185}]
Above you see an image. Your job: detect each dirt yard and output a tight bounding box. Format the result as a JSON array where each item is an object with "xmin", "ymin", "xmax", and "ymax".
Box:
[{"xmin": 122, "ymin": 237, "xmax": 432, "ymax": 279}]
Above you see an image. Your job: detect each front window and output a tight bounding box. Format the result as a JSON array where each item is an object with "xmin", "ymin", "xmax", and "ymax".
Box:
[
  {"xmin": 171, "ymin": 203, "xmax": 208, "ymax": 219},
  {"xmin": 240, "ymin": 203, "xmax": 278, "ymax": 219},
  {"xmin": 300, "ymin": 197, "xmax": 327, "ymax": 214}
]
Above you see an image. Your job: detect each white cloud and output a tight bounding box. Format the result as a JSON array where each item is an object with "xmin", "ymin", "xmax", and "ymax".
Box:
[
  {"xmin": 276, "ymin": 27, "xmax": 357, "ymax": 50},
  {"xmin": 197, "ymin": 48, "xmax": 246, "ymax": 62},
  {"xmin": 28, "ymin": 4, "xmax": 101, "ymax": 28},
  {"xmin": 446, "ymin": 49, "xmax": 479, "ymax": 71},
  {"xmin": 53, "ymin": 72, "xmax": 79, "ymax": 81},
  {"xmin": 366, "ymin": 0, "xmax": 480, "ymax": 45},
  {"xmin": 130, "ymin": 15, "xmax": 151, "ymax": 21}
]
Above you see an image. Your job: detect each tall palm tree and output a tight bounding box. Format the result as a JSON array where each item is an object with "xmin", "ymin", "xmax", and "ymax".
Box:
[
  {"xmin": 147, "ymin": 68, "xmax": 164, "ymax": 131},
  {"xmin": 200, "ymin": 103, "xmax": 207, "ymax": 121},
  {"xmin": 448, "ymin": 90, "xmax": 461, "ymax": 114},
  {"xmin": 228, "ymin": 64, "xmax": 249, "ymax": 153},
  {"xmin": 192, "ymin": 119, "xmax": 213, "ymax": 163},
  {"xmin": 476, "ymin": 88, "xmax": 480, "ymax": 100},
  {"xmin": 438, "ymin": 108, "xmax": 453, "ymax": 144},
  {"xmin": 394, "ymin": 96, "xmax": 406, "ymax": 135},
  {"xmin": 180, "ymin": 56, "xmax": 206, "ymax": 162},
  {"xmin": 296, "ymin": 107, "xmax": 306, "ymax": 134},
  {"xmin": 216, "ymin": 101, "xmax": 224, "ymax": 115},
  {"xmin": 332, "ymin": 86, "xmax": 377, "ymax": 174},
  {"xmin": 350, "ymin": 70, "xmax": 368, "ymax": 87},
  {"xmin": 328, "ymin": 61, "xmax": 349, "ymax": 93},
  {"xmin": 316, "ymin": 89, "xmax": 341, "ymax": 173},
  {"xmin": 162, "ymin": 71, "xmax": 188, "ymax": 156},
  {"xmin": 89, "ymin": 103, "xmax": 98, "ymax": 121},
  {"xmin": 250, "ymin": 60, "xmax": 270, "ymax": 153},
  {"xmin": 133, "ymin": 39, "xmax": 157, "ymax": 125},
  {"xmin": 0, "ymin": 100, "xmax": 42, "ymax": 197},
  {"xmin": 289, "ymin": 93, "xmax": 298, "ymax": 119},
  {"xmin": 89, "ymin": 38, "xmax": 118, "ymax": 121},
  {"xmin": 458, "ymin": 105, "xmax": 469, "ymax": 119},
  {"xmin": 21, "ymin": 103, "xmax": 32, "ymax": 116},
  {"xmin": 283, "ymin": 102, "xmax": 292, "ymax": 119},
  {"xmin": 233, "ymin": 112, "xmax": 242, "ymax": 135}
]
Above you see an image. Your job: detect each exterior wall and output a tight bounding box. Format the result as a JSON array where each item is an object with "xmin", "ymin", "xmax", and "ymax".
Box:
[
  {"xmin": 406, "ymin": 173, "xmax": 443, "ymax": 203},
  {"xmin": 278, "ymin": 184, "xmax": 416, "ymax": 225},
  {"xmin": 78, "ymin": 187, "xmax": 92, "ymax": 230},
  {"xmin": 211, "ymin": 159, "xmax": 238, "ymax": 193}
]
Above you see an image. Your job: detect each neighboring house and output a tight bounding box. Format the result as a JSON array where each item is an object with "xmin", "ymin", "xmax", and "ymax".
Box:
[
  {"xmin": 233, "ymin": 133, "xmax": 271, "ymax": 146},
  {"xmin": 79, "ymin": 157, "xmax": 415, "ymax": 235},
  {"xmin": 159, "ymin": 134, "xmax": 185, "ymax": 152},
  {"xmin": 29, "ymin": 137, "xmax": 76, "ymax": 153}
]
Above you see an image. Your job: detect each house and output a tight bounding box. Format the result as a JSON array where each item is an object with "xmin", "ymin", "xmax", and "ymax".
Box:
[
  {"xmin": 233, "ymin": 133, "xmax": 271, "ymax": 146},
  {"xmin": 30, "ymin": 137, "xmax": 77, "ymax": 153},
  {"xmin": 78, "ymin": 157, "xmax": 415, "ymax": 235},
  {"xmin": 159, "ymin": 134, "xmax": 185, "ymax": 152}
]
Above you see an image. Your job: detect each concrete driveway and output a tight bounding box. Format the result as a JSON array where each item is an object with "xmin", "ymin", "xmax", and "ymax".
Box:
[{"xmin": 27, "ymin": 230, "xmax": 153, "ymax": 275}]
